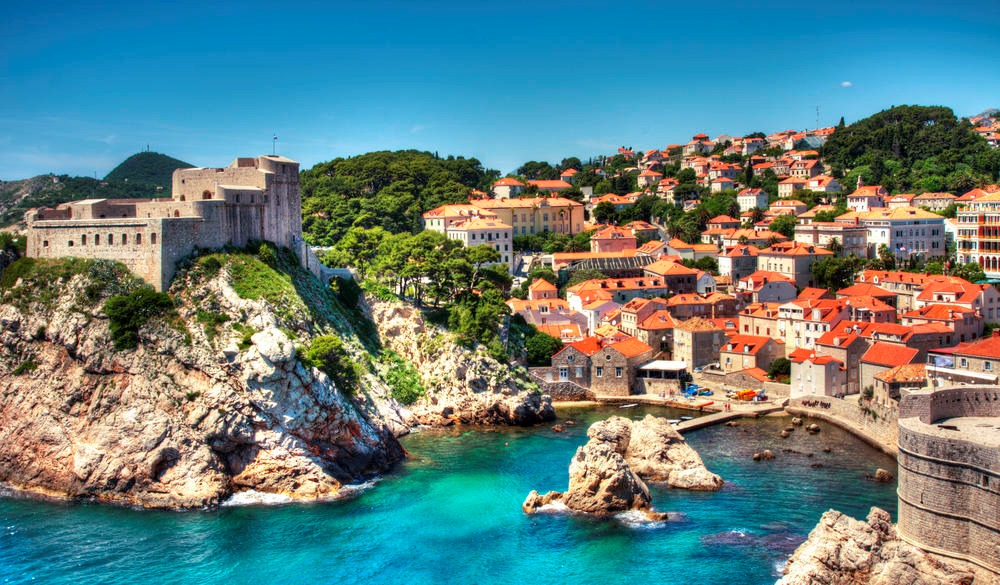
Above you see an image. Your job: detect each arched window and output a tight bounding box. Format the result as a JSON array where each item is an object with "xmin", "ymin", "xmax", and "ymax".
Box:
[
  {"xmin": 136, "ymin": 233, "xmax": 142, "ymax": 245},
  {"xmin": 108, "ymin": 234, "xmax": 113, "ymax": 245},
  {"xmin": 81, "ymin": 234, "xmax": 87, "ymax": 245},
  {"xmin": 173, "ymin": 210, "xmax": 180, "ymax": 218},
  {"xmin": 203, "ymin": 190, "xmax": 212, "ymax": 200},
  {"xmin": 180, "ymin": 194, "xmax": 186, "ymax": 201},
  {"xmin": 95, "ymin": 234, "xmax": 100, "ymax": 245},
  {"xmin": 151, "ymin": 233, "xmax": 157, "ymax": 244},
  {"xmin": 122, "ymin": 234, "xmax": 128, "ymax": 245}
]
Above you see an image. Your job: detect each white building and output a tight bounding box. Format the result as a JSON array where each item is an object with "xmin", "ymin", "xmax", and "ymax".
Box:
[{"xmin": 737, "ymin": 188, "xmax": 769, "ymax": 212}]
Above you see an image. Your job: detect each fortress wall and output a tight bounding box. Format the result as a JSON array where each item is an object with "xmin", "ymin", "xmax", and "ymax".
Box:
[
  {"xmin": 26, "ymin": 219, "xmax": 167, "ymax": 290},
  {"xmin": 896, "ymin": 387, "xmax": 1000, "ymax": 575},
  {"xmin": 172, "ymin": 166, "xmax": 266, "ymax": 201}
]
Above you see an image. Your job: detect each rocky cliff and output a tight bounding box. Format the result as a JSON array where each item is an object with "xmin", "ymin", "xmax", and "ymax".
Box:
[
  {"xmin": 777, "ymin": 508, "xmax": 978, "ymax": 585},
  {"xmin": 0, "ymin": 255, "xmax": 408, "ymax": 508},
  {"xmin": 367, "ymin": 299, "xmax": 554, "ymax": 427}
]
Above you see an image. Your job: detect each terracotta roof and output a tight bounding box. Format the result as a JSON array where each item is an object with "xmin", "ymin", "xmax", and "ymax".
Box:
[
  {"xmin": 952, "ymin": 332, "xmax": 1000, "ymax": 359},
  {"xmin": 506, "ymin": 299, "xmax": 569, "ymax": 312},
  {"xmin": 722, "ymin": 334, "xmax": 777, "ymax": 355},
  {"xmin": 527, "ymin": 179, "xmax": 573, "ymax": 191},
  {"xmin": 494, "ymin": 177, "xmax": 525, "ymax": 187},
  {"xmin": 789, "ymin": 348, "xmax": 842, "ymax": 365},
  {"xmin": 645, "ymin": 259, "xmax": 698, "ymax": 276},
  {"xmin": 837, "ymin": 283, "xmax": 896, "ymax": 298},
  {"xmin": 592, "ymin": 226, "xmax": 636, "ymax": 240},
  {"xmin": 606, "ymin": 337, "xmax": 653, "ymax": 358},
  {"xmin": 739, "ymin": 367, "xmax": 771, "ymax": 382},
  {"xmin": 874, "ymin": 363, "xmax": 926, "ymax": 384},
  {"xmin": 902, "ymin": 304, "xmax": 976, "ymax": 320},
  {"xmin": 556, "ymin": 336, "xmax": 603, "ymax": 357},
  {"xmin": 450, "ymin": 218, "xmax": 511, "ymax": 230},
  {"xmin": 723, "ymin": 244, "xmax": 761, "ymax": 257},
  {"xmin": 422, "ymin": 204, "xmax": 498, "ymax": 219},
  {"xmin": 639, "ymin": 310, "xmax": 678, "ymax": 330},
  {"xmin": 798, "ymin": 287, "xmax": 830, "ymax": 301},
  {"xmin": 472, "ymin": 196, "xmax": 582, "ymax": 209},
  {"xmin": 528, "ymin": 279, "xmax": 557, "ymax": 292},
  {"xmin": 560, "ymin": 168, "xmax": 579, "ymax": 176},
  {"xmin": 760, "ymin": 242, "xmax": 833, "ymax": 257},
  {"xmin": 860, "ymin": 342, "xmax": 919, "ymax": 368},
  {"xmin": 849, "ymin": 186, "xmax": 887, "ymax": 198},
  {"xmin": 675, "ymin": 317, "xmax": 722, "ymax": 332}
]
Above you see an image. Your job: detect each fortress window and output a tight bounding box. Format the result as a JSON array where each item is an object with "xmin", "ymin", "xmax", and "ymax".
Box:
[
  {"xmin": 174, "ymin": 210, "xmax": 180, "ymax": 218},
  {"xmin": 108, "ymin": 234, "xmax": 113, "ymax": 245},
  {"xmin": 43, "ymin": 240, "xmax": 48, "ymax": 247},
  {"xmin": 81, "ymin": 235, "xmax": 87, "ymax": 245},
  {"xmin": 68, "ymin": 240, "xmax": 74, "ymax": 247},
  {"xmin": 180, "ymin": 195, "xmax": 186, "ymax": 201},
  {"xmin": 136, "ymin": 234, "xmax": 141, "ymax": 245},
  {"xmin": 95, "ymin": 235, "xmax": 100, "ymax": 245},
  {"xmin": 122, "ymin": 234, "xmax": 128, "ymax": 245},
  {"xmin": 151, "ymin": 233, "xmax": 157, "ymax": 244},
  {"xmin": 203, "ymin": 190, "xmax": 212, "ymax": 200},
  {"xmin": 984, "ymin": 475, "xmax": 990, "ymax": 487},
  {"xmin": 236, "ymin": 195, "xmax": 241, "ymax": 203}
]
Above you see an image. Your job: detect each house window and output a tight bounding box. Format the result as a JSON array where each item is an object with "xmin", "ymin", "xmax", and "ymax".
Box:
[
  {"xmin": 122, "ymin": 234, "xmax": 128, "ymax": 245},
  {"xmin": 43, "ymin": 240, "xmax": 49, "ymax": 247},
  {"xmin": 67, "ymin": 240, "xmax": 74, "ymax": 247},
  {"xmin": 151, "ymin": 233, "xmax": 157, "ymax": 245},
  {"xmin": 575, "ymin": 367, "xmax": 583, "ymax": 378},
  {"xmin": 94, "ymin": 235, "xmax": 100, "ymax": 245},
  {"xmin": 108, "ymin": 234, "xmax": 113, "ymax": 245},
  {"xmin": 615, "ymin": 367, "xmax": 623, "ymax": 378},
  {"xmin": 596, "ymin": 366, "xmax": 604, "ymax": 377},
  {"xmin": 559, "ymin": 367, "xmax": 568, "ymax": 380},
  {"xmin": 960, "ymin": 358, "xmax": 968, "ymax": 368},
  {"xmin": 985, "ymin": 362, "xmax": 992, "ymax": 372},
  {"xmin": 136, "ymin": 234, "xmax": 141, "ymax": 245},
  {"xmin": 81, "ymin": 234, "xmax": 87, "ymax": 245}
]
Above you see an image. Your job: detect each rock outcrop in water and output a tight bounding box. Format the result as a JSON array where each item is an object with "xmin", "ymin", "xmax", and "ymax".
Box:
[
  {"xmin": 603, "ymin": 415, "xmax": 723, "ymax": 490},
  {"xmin": 523, "ymin": 414, "xmax": 720, "ymax": 518},
  {"xmin": 777, "ymin": 507, "xmax": 977, "ymax": 585},
  {"xmin": 523, "ymin": 439, "xmax": 661, "ymax": 518},
  {"xmin": 0, "ymin": 256, "xmax": 405, "ymax": 508},
  {"xmin": 368, "ymin": 300, "xmax": 555, "ymax": 426}
]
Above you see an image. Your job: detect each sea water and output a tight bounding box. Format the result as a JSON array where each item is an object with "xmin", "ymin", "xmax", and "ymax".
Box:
[{"xmin": 0, "ymin": 405, "xmax": 898, "ymax": 585}]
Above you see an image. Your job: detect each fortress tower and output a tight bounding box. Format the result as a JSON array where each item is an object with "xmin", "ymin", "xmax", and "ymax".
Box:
[
  {"xmin": 25, "ymin": 155, "xmax": 321, "ymax": 291},
  {"xmin": 897, "ymin": 386, "xmax": 1000, "ymax": 576}
]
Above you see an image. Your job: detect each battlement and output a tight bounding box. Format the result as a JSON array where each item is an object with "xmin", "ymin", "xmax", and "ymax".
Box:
[{"xmin": 25, "ymin": 155, "xmax": 308, "ymax": 291}]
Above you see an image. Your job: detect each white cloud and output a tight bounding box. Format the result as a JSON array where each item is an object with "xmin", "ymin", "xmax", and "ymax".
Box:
[{"xmin": 841, "ymin": 81, "xmax": 853, "ymax": 88}]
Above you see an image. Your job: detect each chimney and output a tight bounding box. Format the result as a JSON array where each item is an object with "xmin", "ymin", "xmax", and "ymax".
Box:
[{"xmin": 993, "ymin": 330, "xmax": 1000, "ymax": 338}]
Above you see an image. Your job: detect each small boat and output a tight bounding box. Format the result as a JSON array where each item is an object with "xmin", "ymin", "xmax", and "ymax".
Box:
[
  {"xmin": 679, "ymin": 416, "xmax": 694, "ymax": 421},
  {"xmin": 667, "ymin": 419, "xmax": 681, "ymax": 425},
  {"xmin": 619, "ymin": 403, "xmax": 638, "ymax": 409}
]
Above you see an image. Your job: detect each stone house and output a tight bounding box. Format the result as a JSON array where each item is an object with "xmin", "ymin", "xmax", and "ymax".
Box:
[
  {"xmin": 737, "ymin": 188, "xmax": 769, "ymax": 212},
  {"xmin": 789, "ymin": 348, "xmax": 846, "ymax": 398},
  {"xmin": 590, "ymin": 226, "xmax": 637, "ymax": 253},
  {"xmin": 901, "ymin": 304, "xmax": 982, "ymax": 343},
  {"xmin": 719, "ymin": 244, "xmax": 761, "ymax": 282},
  {"xmin": 619, "ymin": 298, "xmax": 668, "ymax": 338},
  {"xmin": 735, "ymin": 271, "xmax": 797, "ymax": 304},
  {"xmin": 719, "ymin": 334, "xmax": 784, "ymax": 374},
  {"xmin": 872, "ymin": 363, "xmax": 926, "ymax": 406},
  {"xmin": 590, "ymin": 337, "xmax": 656, "ymax": 396},
  {"xmin": 859, "ymin": 342, "xmax": 920, "ymax": 393},
  {"xmin": 758, "ymin": 241, "xmax": 834, "ymax": 289},
  {"xmin": 472, "ymin": 196, "xmax": 585, "ymax": 237},
  {"xmin": 642, "ymin": 259, "xmax": 699, "ymax": 293},
  {"xmin": 815, "ymin": 325, "xmax": 869, "ymax": 395},
  {"xmin": 673, "ymin": 317, "xmax": 725, "ymax": 372},
  {"xmin": 846, "ymin": 185, "xmax": 888, "ymax": 212},
  {"xmin": 636, "ymin": 310, "xmax": 678, "ymax": 355},
  {"xmin": 526, "ymin": 278, "xmax": 558, "ymax": 300}
]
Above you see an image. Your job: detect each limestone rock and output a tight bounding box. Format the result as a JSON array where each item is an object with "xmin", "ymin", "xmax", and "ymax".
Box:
[
  {"xmin": 616, "ymin": 415, "xmax": 723, "ymax": 491},
  {"xmin": 874, "ymin": 468, "xmax": 894, "ymax": 483},
  {"xmin": 368, "ymin": 299, "xmax": 555, "ymax": 427},
  {"xmin": 777, "ymin": 507, "xmax": 976, "ymax": 585},
  {"xmin": 562, "ymin": 441, "xmax": 652, "ymax": 515},
  {"xmin": 0, "ymin": 266, "xmax": 404, "ymax": 509}
]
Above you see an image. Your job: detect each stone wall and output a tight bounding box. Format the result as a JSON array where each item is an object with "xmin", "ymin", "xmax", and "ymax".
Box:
[
  {"xmin": 786, "ymin": 395, "xmax": 899, "ymax": 454},
  {"xmin": 896, "ymin": 386, "xmax": 1000, "ymax": 575}
]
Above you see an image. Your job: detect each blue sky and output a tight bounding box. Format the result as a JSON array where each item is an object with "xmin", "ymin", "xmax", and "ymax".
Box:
[{"xmin": 2, "ymin": 0, "xmax": 999, "ymax": 179}]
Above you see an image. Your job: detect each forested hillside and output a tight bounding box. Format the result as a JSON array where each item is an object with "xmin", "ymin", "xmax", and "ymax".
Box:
[
  {"xmin": 0, "ymin": 151, "xmax": 190, "ymax": 226},
  {"xmin": 823, "ymin": 105, "xmax": 1000, "ymax": 193},
  {"xmin": 104, "ymin": 151, "xmax": 192, "ymax": 187},
  {"xmin": 300, "ymin": 150, "xmax": 499, "ymax": 246}
]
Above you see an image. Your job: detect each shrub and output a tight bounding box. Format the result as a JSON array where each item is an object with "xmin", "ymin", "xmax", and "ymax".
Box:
[
  {"xmin": 382, "ymin": 350, "xmax": 424, "ymax": 405},
  {"xmin": 197, "ymin": 310, "xmax": 230, "ymax": 342},
  {"xmin": 299, "ymin": 335, "xmax": 358, "ymax": 395},
  {"xmin": 104, "ymin": 288, "xmax": 174, "ymax": 349},
  {"xmin": 257, "ymin": 242, "xmax": 278, "ymax": 267},
  {"xmin": 12, "ymin": 360, "xmax": 37, "ymax": 375}
]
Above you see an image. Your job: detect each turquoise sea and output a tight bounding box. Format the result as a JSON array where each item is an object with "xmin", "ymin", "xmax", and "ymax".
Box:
[{"xmin": 0, "ymin": 406, "xmax": 898, "ymax": 585}]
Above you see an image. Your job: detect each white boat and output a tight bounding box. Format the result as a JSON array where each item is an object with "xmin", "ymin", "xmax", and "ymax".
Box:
[{"xmin": 619, "ymin": 403, "xmax": 638, "ymax": 409}]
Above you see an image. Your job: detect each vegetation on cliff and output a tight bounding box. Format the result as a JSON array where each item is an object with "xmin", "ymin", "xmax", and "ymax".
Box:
[
  {"xmin": 103, "ymin": 151, "xmax": 192, "ymax": 186},
  {"xmin": 822, "ymin": 105, "xmax": 1000, "ymax": 192},
  {"xmin": 300, "ymin": 150, "xmax": 500, "ymax": 245}
]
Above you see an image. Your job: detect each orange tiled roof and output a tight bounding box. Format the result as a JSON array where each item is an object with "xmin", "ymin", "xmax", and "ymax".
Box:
[
  {"xmin": 608, "ymin": 337, "xmax": 654, "ymax": 358},
  {"xmin": 638, "ymin": 310, "xmax": 678, "ymax": 330},
  {"xmin": 675, "ymin": 316, "xmax": 722, "ymax": 332},
  {"xmin": 874, "ymin": 363, "xmax": 926, "ymax": 384},
  {"xmin": 722, "ymin": 334, "xmax": 777, "ymax": 355},
  {"xmin": 528, "ymin": 279, "xmax": 557, "ymax": 292},
  {"xmin": 837, "ymin": 283, "xmax": 896, "ymax": 298},
  {"xmin": 493, "ymin": 177, "xmax": 525, "ymax": 187},
  {"xmin": 903, "ymin": 304, "xmax": 976, "ymax": 320},
  {"xmin": 860, "ymin": 342, "xmax": 919, "ymax": 367},
  {"xmin": 951, "ymin": 332, "xmax": 1000, "ymax": 359},
  {"xmin": 789, "ymin": 347, "xmax": 842, "ymax": 365}
]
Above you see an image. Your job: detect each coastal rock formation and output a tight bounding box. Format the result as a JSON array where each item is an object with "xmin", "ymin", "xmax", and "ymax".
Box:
[
  {"xmin": 0, "ymin": 258, "xmax": 404, "ymax": 508},
  {"xmin": 523, "ymin": 439, "xmax": 663, "ymax": 518},
  {"xmin": 591, "ymin": 415, "xmax": 723, "ymax": 490},
  {"xmin": 368, "ymin": 299, "xmax": 555, "ymax": 426},
  {"xmin": 777, "ymin": 507, "xmax": 976, "ymax": 585}
]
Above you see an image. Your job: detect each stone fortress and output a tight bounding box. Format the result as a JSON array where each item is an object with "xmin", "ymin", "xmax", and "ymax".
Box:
[
  {"xmin": 25, "ymin": 155, "xmax": 323, "ymax": 290},
  {"xmin": 897, "ymin": 385, "xmax": 1000, "ymax": 576}
]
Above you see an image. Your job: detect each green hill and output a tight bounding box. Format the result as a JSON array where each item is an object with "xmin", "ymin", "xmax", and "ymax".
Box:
[
  {"xmin": 300, "ymin": 150, "xmax": 500, "ymax": 246},
  {"xmin": 0, "ymin": 151, "xmax": 191, "ymax": 227},
  {"xmin": 822, "ymin": 105, "xmax": 1000, "ymax": 193},
  {"xmin": 104, "ymin": 151, "xmax": 193, "ymax": 187}
]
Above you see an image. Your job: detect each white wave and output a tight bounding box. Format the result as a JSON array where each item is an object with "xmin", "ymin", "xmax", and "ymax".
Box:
[
  {"xmin": 221, "ymin": 490, "xmax": 294, "ymax": 507},
  {"xmin": 615, "ymin": 509, "xmax": 669, "ymax": 529},
  {"xmin": 534, "ymin": 501, "xmax": 571, "ymax": 514},
  {"xmin": 773, "ymin": 558, "xmax": 789, "ymax": 576}
]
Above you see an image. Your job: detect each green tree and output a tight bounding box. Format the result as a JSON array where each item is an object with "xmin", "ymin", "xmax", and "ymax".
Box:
[
  {"xmin": 768, "ymin": 357, "xmax": 791, "ymax": 379},
  {"xmin": 592, "ymin": 201, "xmax": 618, "ymax": 224},
  {"xmin": 769, "ymin": 214, "xmax": 797, "ymax": 238},
  {"xmin": 952, "ymin": 261, "xmax": 987, "ymax": 283},
  {"xmin": 104, "ymin": 288, "xmax": 174, "ymax": 350},
  {"xmin": 525, "ymin": 331, "xmax": 564, "ymax": 366}
]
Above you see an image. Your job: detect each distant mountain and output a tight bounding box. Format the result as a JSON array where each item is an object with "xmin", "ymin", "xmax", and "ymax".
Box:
[
  {"xmin": 970, "ymin": 108, "xmax": 998, "ymax": 119},
  {"xmin": 0, "ymin": 151, "xmax": 191, "ymax": 227},
  {"xmin": 104, "ymin": 151, "xmax": 193, "ymax": 187}
]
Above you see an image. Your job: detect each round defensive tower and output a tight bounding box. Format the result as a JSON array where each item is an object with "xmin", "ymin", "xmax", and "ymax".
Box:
[{"xmin": 896, "ymin": 386, "xmax": 1000, "ymax": 576}]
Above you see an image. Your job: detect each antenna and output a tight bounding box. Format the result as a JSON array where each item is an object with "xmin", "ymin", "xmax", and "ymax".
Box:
[
  {"xmin": 272, "ymin": 134, "xmax": 278, "ymax": 155},
  {"xmin": 816, "ymin": 106, "xmax": 820, "ymax": 130}
]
